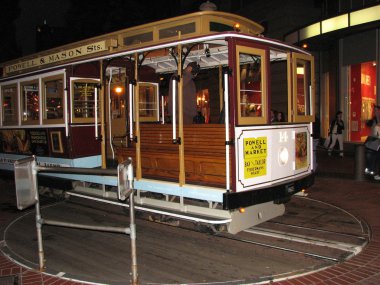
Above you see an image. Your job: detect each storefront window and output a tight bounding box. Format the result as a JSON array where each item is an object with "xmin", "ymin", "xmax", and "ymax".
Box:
[
  {"xmin": 237, "ymin": 46, "xmax": 267, "ymax": 125},
  {"xmin": 1, "ymin": 84, "xmax": 18, "ymax": 125},
  {"xmin": 350, "ymin": 61, "xmax": 377, "ymax": 142},
  {"xmin": 43, "ymin": 75, "xmax": 64, "ymax": 123},
  {"xmin": 21, "ymin": 80, "xmax": 39, "ymax": 124},
  {"xmin": 71, "ymin": 79, "xmax": 99, "ymax": 122}
]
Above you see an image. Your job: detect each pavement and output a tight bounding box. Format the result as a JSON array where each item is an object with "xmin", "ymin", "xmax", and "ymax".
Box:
[{"xmin": 0, "ymin": 146, "xmax": 379, "ymax": 285}]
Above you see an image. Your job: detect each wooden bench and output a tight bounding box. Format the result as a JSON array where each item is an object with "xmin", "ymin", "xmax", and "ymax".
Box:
[{"xmin": 116, "ymin": 124, "xmax": 227, "ymax": 187}]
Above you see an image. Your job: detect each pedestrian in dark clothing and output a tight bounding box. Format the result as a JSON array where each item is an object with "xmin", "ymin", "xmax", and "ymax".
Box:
[{"xmin": 328, "ymin": 111, "xmax": 344, "ymax": 157}]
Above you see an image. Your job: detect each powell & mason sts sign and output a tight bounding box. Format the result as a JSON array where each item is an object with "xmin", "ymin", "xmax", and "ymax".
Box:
[{"xmin": 3, "ymin": 39, "xmax": 117, "ymax": 76}]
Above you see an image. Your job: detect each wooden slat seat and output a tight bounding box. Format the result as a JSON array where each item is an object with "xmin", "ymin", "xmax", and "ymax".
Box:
[{"xmin": 116, "ymin": 124, "xmax": 227, "ymax": 187}]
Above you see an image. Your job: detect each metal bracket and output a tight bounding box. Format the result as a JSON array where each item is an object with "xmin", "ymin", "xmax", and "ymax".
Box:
[{"xmin": 173, "ymin": 137, "xmax": 182, "ymax": 145}]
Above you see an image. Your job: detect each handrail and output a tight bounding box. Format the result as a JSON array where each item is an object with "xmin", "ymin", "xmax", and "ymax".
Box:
[
  {"xmin": 129, "ymin": 82, "xmax": 135, "ymax": 141},
  {"xmin": 223, "ymin": 69, "xmax": 230, "ymax": 192},
  {"xmin": 94, "ymin": 86, "xmax": 99, "ymax": 139},
  {"xmin": 13, "ymin": 156, "xmax": 139, "ymax": 284},
  {"xmin": 171, "ymin": 77, "xmax": 177, "ymax": 143}
]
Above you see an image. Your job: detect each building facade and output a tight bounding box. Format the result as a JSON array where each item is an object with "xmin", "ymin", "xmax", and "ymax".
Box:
[{"xmin": 284, "ymin": 1, "xmax": 380, "ymax": 142}]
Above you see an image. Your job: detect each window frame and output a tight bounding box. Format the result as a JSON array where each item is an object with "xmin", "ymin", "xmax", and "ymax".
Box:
[
  {"xmin": 20, "ymin": 79, "xmax": 40, "ymax": 125},
  {"xmin": 70, "ymin": 78, "xmax": 100, "ymax": 124},
  {"xmin": 42, "ymin": 74, "xmax": 65, "ymax": 124},
  {"xmin": 291, "ymin": 52, "xmax": 315, "ymax": 123},
  {"xmin": 236, "ymin": 45, "xmax": 268, "ymax": 125},
  {"xmin": 138, "ymin": 82, "xmax": 160, "ymax": 122},
  {"xmin": 1, "ymin": 83, "xmax": 19, "ymax": 126}
]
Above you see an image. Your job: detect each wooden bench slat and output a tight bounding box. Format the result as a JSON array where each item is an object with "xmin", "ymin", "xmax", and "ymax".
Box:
[{"xmin": 116, "ymin": 124, "xmax": 227, "ymax": 187}]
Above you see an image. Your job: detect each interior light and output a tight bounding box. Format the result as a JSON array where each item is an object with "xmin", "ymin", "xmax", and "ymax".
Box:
[
  {"xmin": 302, "ymin": 43, "xmax": 308, "ymax": 49},
  {"xmin": 297, "ymin": 67, "xmax": 305, "ymax": 75},
  {"xmin": 239, "ymin": 207, "xmax": 245, "ymax": 213},
  {"xmin": 278, "ymin": 147, "xmax": 289, "ymax": 166},
  {"xmin": 115, "ymin": 86, "xmax": 123, "ymax": 94},
  {"xmin": 233, "ymin": 23, "xmax": 241, "ymax": 32}
]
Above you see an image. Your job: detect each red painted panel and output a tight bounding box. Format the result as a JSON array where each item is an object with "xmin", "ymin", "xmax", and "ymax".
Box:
[{"xmin": 69, "ymin": 126, "xmax": 101, "ymax": 158}]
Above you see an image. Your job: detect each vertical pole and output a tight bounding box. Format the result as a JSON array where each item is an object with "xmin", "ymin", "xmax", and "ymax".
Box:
[
  {"xmin": 129, "ymin": 82, "xmax": 134, "ymax": 141},
  {"xmin": 134, "ymin": 54, "xmax": 142, "ymax": 180},
  {"xmin": 177, "ymin": 39, "xmax": 185, "ymax": 186},
  {"xmin": 223, "ymin": 71, "xmax": 230, "ymax": 191},
  {"xmin": 354, "ymin": 144, "xmax": 366, "ymax": 181},
  {"xmin": 95, "ymin": 87, "xmax": 98, "ymax": 138},
  {"xmin": 219, "ymin": 65, "xmax": 223, "ymax": 112},
  {"xmin": 172, "ymin": 78, "xmax": 177, "ymax": 141},
  {"xmin": 64, "ymin": 73, "xmax": 69, "ymax": 137},
  {"xmin": 35, "ymin": 199, "xmax": 45, "ymax": 271},
  {"xmin": 100, "ymin": 60, "xmax": 107, "ymax": 169},
  {"xmin": 32, "ymin": 159, "xmax": 45, "ymax": 270},
  {"xmin": 108, "ymin": 69, "xmax": 115, "ymax": 159},
  {"xmin": 161, "ymin": 95, "xmax": 165, "ymax": 124},
  {"xmin": 127, "ymin": 159, "xmax": 138, "ymax": 284}
]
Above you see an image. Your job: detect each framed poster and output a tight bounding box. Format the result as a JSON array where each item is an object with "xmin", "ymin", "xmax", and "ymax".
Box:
[{"xmin": 50, "ymin": 131, "xmax": 63, "ymax": 153}]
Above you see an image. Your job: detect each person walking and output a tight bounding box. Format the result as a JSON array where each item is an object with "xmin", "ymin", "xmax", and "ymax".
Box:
[
  {"xmin": 365, "ymin": 122, "xmax": 380, "ymax": 179},
  {"xmin": 328, "ymin": 111, "xmax": 345, "ymax": 157},
  {"xmin": 365, "ymin": 105, "xmax": 380, "ymax": 179}
]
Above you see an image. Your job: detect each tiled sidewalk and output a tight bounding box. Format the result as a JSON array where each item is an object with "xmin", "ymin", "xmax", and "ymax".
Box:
[{"xmin": 275, "ymin": 177, "xmax": 380, "ymax": 285}]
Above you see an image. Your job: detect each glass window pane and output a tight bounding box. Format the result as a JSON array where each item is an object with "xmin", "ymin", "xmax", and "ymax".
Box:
[
  {"xmin": 2, "ymin": 84, "xmax": 18, "ymax": 125},
  {"xmin": 159, "ymin": 22, "xmax": 195, "ymax": 39},
  {"xmin": 43, "ymin": 77, "xmax": 64, "ymax": 121},
  {"xmin": 21, "ymin": 81, "xmax": 39, "ymax": 123},
  {"xmin": 210, "ymin": 22, "xmax": 234, "ymax": 32},
  {"xmin": 139, "ymin": 83, "xmax": 159, "ymax": 121},
  {"xmin": 110, "ymin": 79, "xmax": 126, "ymax": 119},
  {"xmin": 72, "ymin": 81, "xmax": 99, "ymax": 119},
  {"xmin": 239, "ymin": 53, "xmax": 263, "ymax": 118},
  {"xmin": 124, "ymin": 32, "xmax": 153, "ymax": 46},
  {"xmin": 296, "ymin": 59, "xmax": 312, "ymax": 116}
]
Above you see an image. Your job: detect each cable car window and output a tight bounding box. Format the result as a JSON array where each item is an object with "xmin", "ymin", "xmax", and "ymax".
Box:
[
  {"xmin": 292, "ymin": 53, "xmax": 314, "ymax": 122},
  {"xmin": 21, "ymin": 80, "xmax": 39, "ymax": 124},
  {"xmin": 236, "ymin": 46, "xmax": 267, "ymax": 125},
  {"xmin": 71, "ymin": 79, "xmax": 100, "ymax": 123},
  {"xmin": 139, "ymin": 82, "xmax": 159, "ymax": 122},
  {"xmin": 210, "ymin": 22, "xmax": 234, "ymax": 32},
  {"xmin": 124, "ymin": 32, "xmax": 153, "ymax": 46},
  {"xmin": 1, "ymin": 84, "xmax": 18, "ymax": 125},
  {"xmin": 159, "ymin": 22, "xmax": 196, "ymax": 39},
  {"xmin": 42, "ymin": 75, "xmax": 64, "ymax": 123}
]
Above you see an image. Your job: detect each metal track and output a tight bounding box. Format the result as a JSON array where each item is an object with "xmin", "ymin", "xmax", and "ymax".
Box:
[
  {"xmin": 265, "ymin": 221, "xmax": 369, "ymax": 240},
  {"xmin": 212, "ymin": 218, "xmax": 368, "ymax": 263},
  {"xmin": 243, "ymin": 227, "xmax": 363, "ymax": 255},
  {"xmin": 213, "ymin": 232, "xmax": 342, "ymax": 262}
]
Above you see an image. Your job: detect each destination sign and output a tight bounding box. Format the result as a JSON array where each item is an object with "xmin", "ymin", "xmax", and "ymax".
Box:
[
  {"xmin": 4, "ymin": 40, "xmax": 112, "ymax": 75},
  {"xmin": 243, "ymin": 137, "xmax": 267, "ymax": 179}
]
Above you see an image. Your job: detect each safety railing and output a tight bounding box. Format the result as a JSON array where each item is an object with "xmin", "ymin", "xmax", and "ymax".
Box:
[{"xmin": 14, "ymin": 156, "xmax": 139, "ymax": 285}]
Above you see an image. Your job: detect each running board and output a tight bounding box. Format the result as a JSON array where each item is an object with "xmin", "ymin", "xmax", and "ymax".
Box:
[
  {"xmin": 66, "ymin": 191, "xmax": 232, "ymax": 225},
  {"xmin": 68, "ymin": 187, "xmax": 287, "ymax": 234}
]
